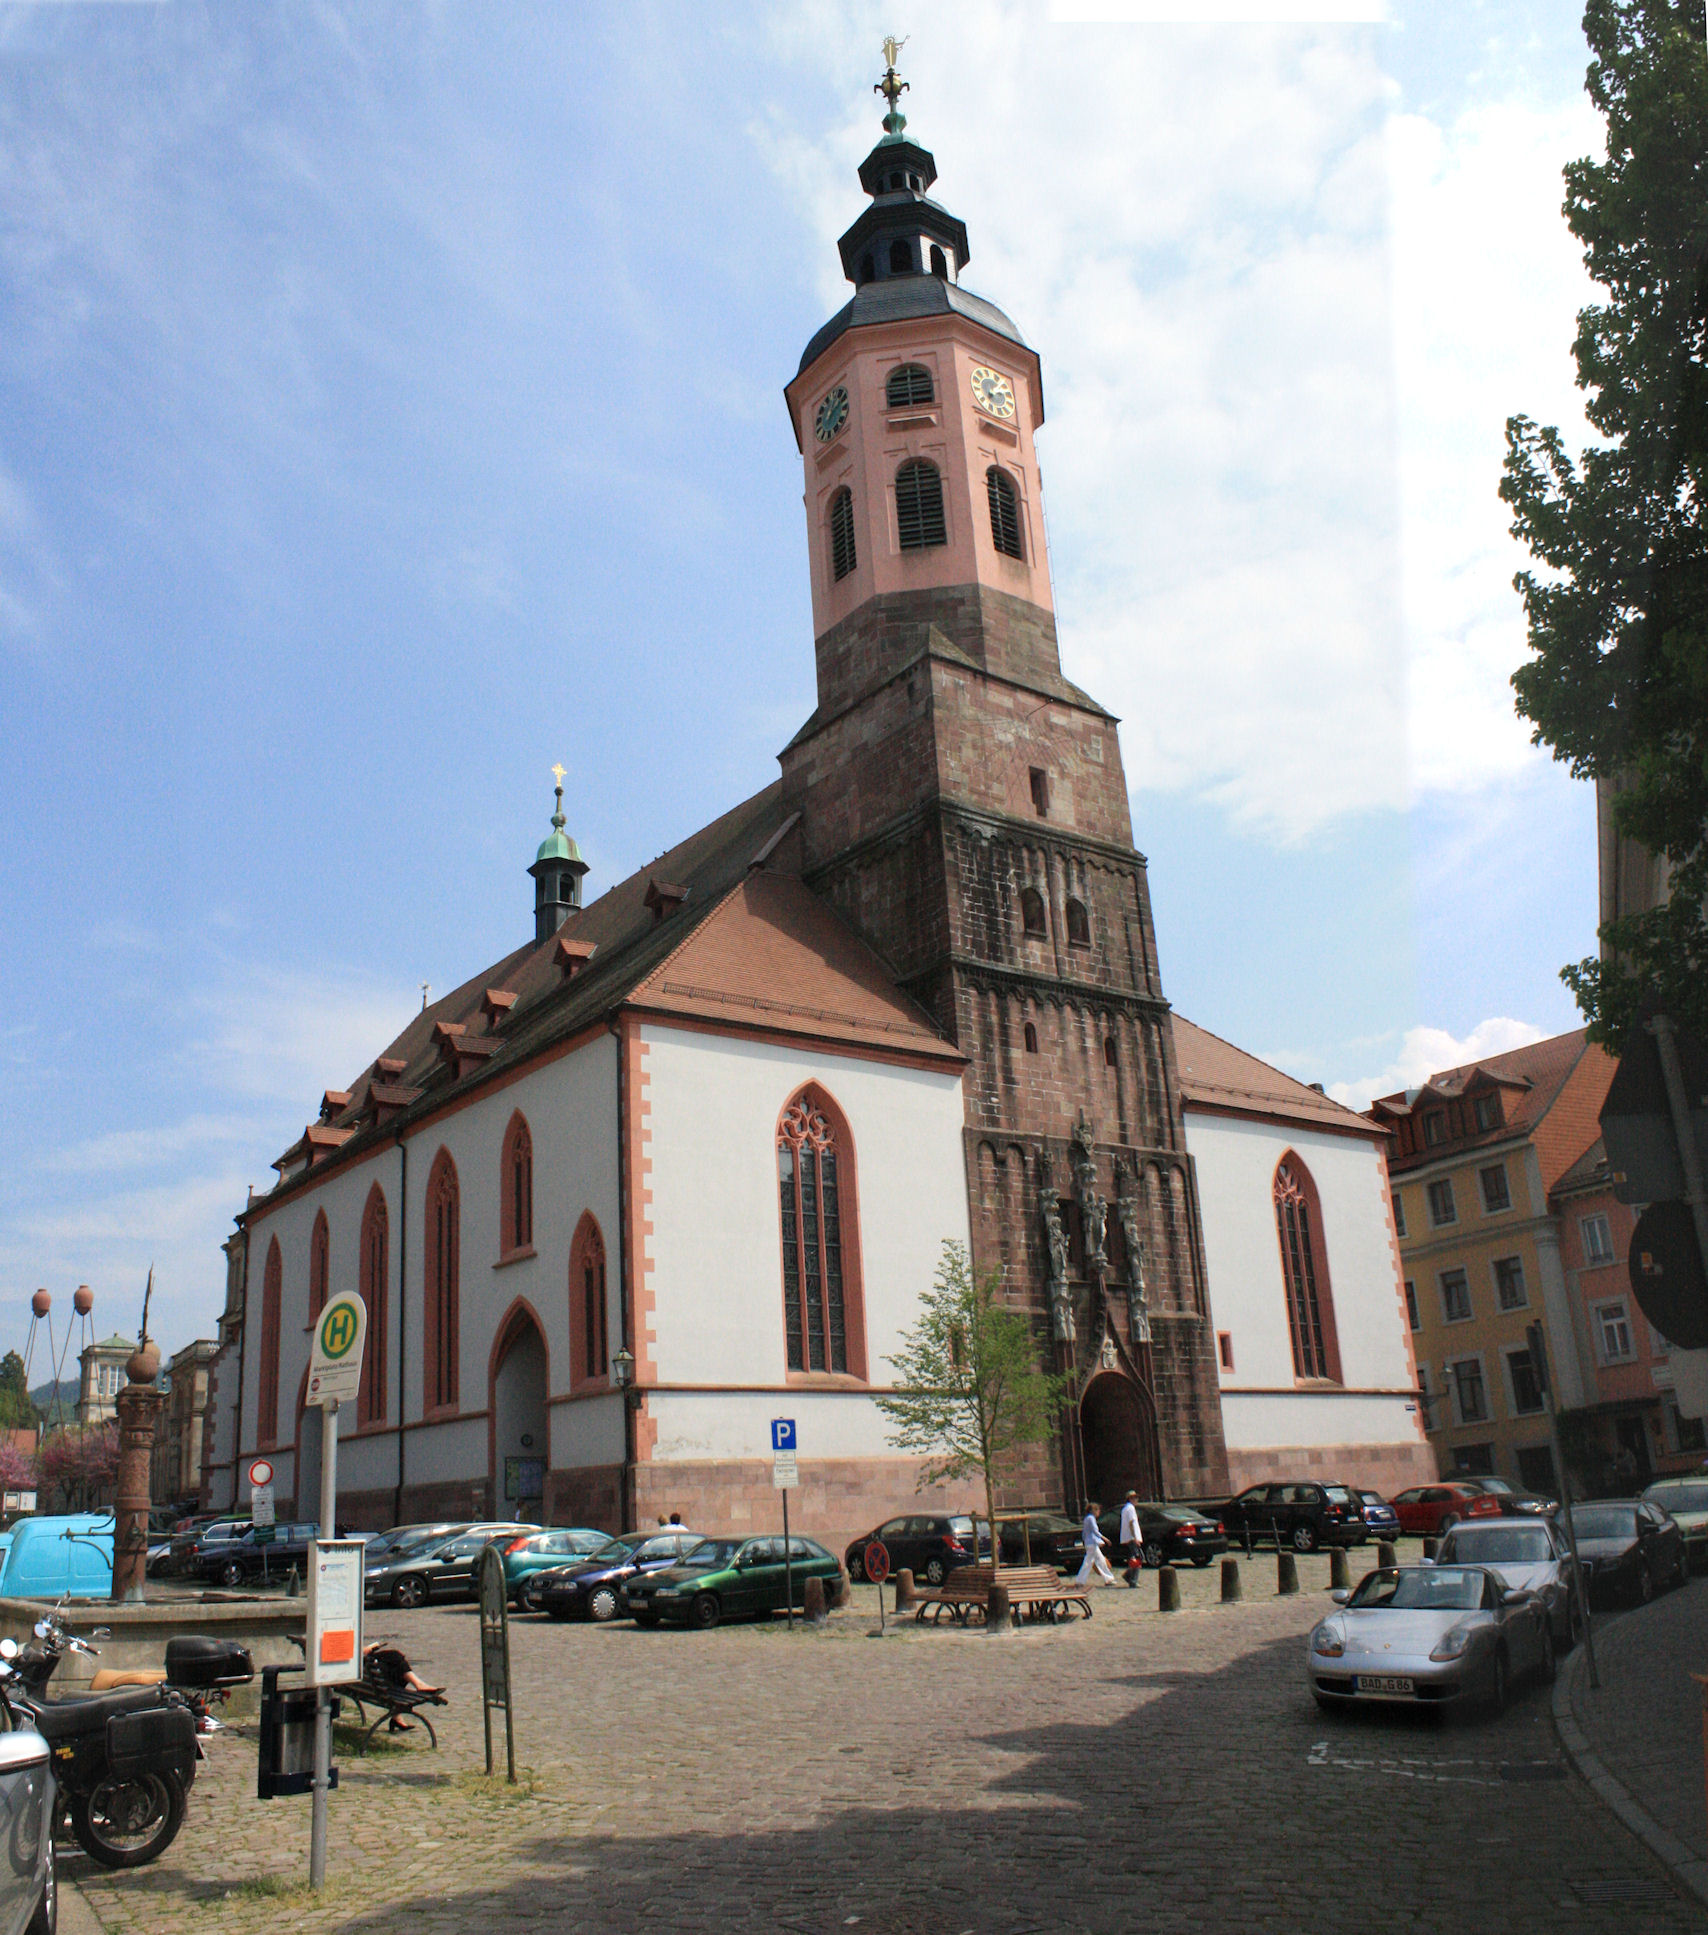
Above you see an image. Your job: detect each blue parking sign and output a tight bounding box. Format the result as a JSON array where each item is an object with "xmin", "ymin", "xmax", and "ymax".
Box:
[{"xmin": 771, "ymin": 1418, "xmax": 796, "ymax": 1452}]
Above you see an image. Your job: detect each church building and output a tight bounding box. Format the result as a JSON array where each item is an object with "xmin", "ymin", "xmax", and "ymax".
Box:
[{"xmin": 202, "ymin": 64, "xmax": 1426, "ymax": 1534}]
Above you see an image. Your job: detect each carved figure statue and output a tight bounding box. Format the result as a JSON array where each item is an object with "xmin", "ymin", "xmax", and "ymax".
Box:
[
  {"xmin": 1071, "ymin": 1114, "xmax": 1108, "ymax": 1275},
  {"xmin": 1040, "ymin": 1193, "xmax": 1076, "ymax": 1344},
  {"xmin": 1117, "ymin": 1191, "xmax": 1150, "ymax": 1343}
]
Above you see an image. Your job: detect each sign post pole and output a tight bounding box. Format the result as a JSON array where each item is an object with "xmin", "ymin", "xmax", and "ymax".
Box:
[
  {"xmin": 478, "ymin": 1544, "xmax": 515, "ymax": 1783},
  {"xmin": 1528, "ymin": 1321, "xmax": 1599, "ymax": 1692},
  {"xmin": 771, "ymin": 1420, "xmax": 797, "ymax": 1630}
]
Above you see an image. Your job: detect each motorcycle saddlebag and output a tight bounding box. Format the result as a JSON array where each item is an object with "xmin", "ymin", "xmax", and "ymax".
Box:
[
  {"xmin": 164, "ymin": 1636, "xmax": 254, "ymax": 1689},
  {"xmin": 107, "ymin": 1705, "xmax": 197, "ymax": 1785}
]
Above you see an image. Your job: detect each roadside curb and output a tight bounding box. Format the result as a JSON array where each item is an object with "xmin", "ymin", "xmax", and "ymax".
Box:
[
  {"xmin": 1552, "ymin": 1632, "xmax": 1708, "ymax": 1909},
  {"xmin": 59, "ymin": 1875, "xmax": 107, "ymax": 1933}
]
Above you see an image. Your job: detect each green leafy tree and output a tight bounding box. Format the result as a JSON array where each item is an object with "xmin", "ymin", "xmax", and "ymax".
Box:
[
  {"xmin": 875, "ymin": 1242, "xmax": 1068, "ymax": 1574},
  {"xmin": 0, "ymin": 1353, "xmax": 36, "ymax": 1433},
  {"xmin": 1502, "ymin": 0, "xmax": 1708, "ymax": 1042}
]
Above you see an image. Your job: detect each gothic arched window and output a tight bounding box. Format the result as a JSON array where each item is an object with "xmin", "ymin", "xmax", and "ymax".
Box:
[
  {"xmin": 889, "ymin": 237, "xmax": 914, "ymax": 275},
  {"xmin": 886, "ymin": 363, "xmax": 934, "ymax": 408},
  {"xmin": 501, "ymin": 1111, "xmax": 533, "ymax": 1256},
  {"xmin": 1065, "ymin": 896, "xmax": 1091, "ymax": 947},
  {"xmin": 987, "ymin": 466, "xmax": 1024, "ymax": 559},
  {"xmin": 1020, "ymin": 886, "xmax": 1048, "ymax": 938},
  {"xmin": 425, "ymin": 1150, "xmax": 460, "ymax": 1413},
  {"xmin": 895, "ymin": 460, "xmax": 947, "ymax": 551},
  {"xmin": 309, "ymin": 1209, "xmax": 330, "ymax": 1320},
  {"xmin": 829, "ymin": 488, "xmax": 857, "ymax": 583},
  {"xmin": 1104, "ymin": 1034, "xmax": 1118, "ymax": 1068},
  {"xmin": 1024, "ymin": 1021, "xmax": 1038, "ymax": 1055},
  {"xmin": 359, "ymin": 1184, "xmax": 388, "ymax": 1427},
  {"xmin": 569, "ymin": 1213, "xmax": 608, "ymax": 1386},
  {"xmin": 777, "ymin": 1087, "xmax": 866, "ymax": 1378},
  {"xmin": 1275, "ymin": 1156, "xmax": 1342, "ymax": 1382},
  {"xmin": 258, "ymin": 1235, "xmax": 282, "ymax": 1446}
]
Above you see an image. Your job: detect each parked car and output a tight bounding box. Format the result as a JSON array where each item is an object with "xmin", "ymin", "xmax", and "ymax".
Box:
[
  {"xmin": 0, "ymin": 1513, "xmax": 113, "ymax": 1600},
  {"xmin": 0, "ymin": 1726, "xmax": 55, "ymax": 1935},
  {"xmin": 1355, "ymin": 1491, "xmax": 1401, "ymax": 1541},
  {"xmin": 1570, "ymin": 1499, "xmax": 1687, "ymax": 1605},
  {"xmin": 500, "ymin": 1528, "xmax": 611, "ymax": 1603},
  {"xmin": 528, "ymin": 1531, "xmax": 704, "ymax": 1621},
  {"xmin": 1639, "ymin": 1477, "xmax": 1708, "ymax": 1572},
  {"xmin": 1460, "ymin": 1477, "xmax": 1559, "ymax": 1517},
  {"xmin": 1388, "ymin": 1483, "xmax": 1503, "ymax": 1537},
  {"xmin": 624, "ymin": 1535, "xmax": 842, "ymax": 1628},
  {"xmin": 1306, "ymin": 1563, "xmax": 1554, "ymax": 1712},
  {"xmin": 363, "ymin": 1523, "xmax": 539, "ymax": 1608},
  {"xmin": 197, "ymin": 1520, "xmax": 349, "ymax": 1587},
  {"xmin": 1215, "ymin": 1481, "xmax": 1366, "ymax": 1551},
  {"xmin": 154, "ymin": 1514, "xmax": 248, "ymax": 1580},
  {"xmin": 991, "ymin": 1511, "xmax": 1086, "ymax": 1571},
  {"xmin": 1434, "ymin": 1516, "xmax": 1580, "ymax": 1646},
  {"xmin": 845, "ymin": 1514, "xmax": 981, "ymax": 1587},
  {"xmin": 1094, "ymin": 1503, "xmax": 1228, "ymax": 1568},
  {"xmin": 362, "ymin": 1522, "xmax": 470, "ymax": 1566}
]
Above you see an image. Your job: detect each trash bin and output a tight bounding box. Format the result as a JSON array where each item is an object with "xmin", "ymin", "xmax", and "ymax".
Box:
[{"xmin": 257, "ymin": 1664, "xmax": 338, "ymax": 1800}]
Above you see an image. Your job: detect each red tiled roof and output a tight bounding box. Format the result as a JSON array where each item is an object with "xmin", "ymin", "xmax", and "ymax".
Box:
[{"xmin": 1171, "ymin": 1017, "xmax": 1381, "ymax": 1139}]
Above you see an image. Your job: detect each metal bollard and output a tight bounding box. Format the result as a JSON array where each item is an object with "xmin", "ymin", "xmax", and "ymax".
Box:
[
  {"xmin": 893, "ymin": 1568, "xmax": 917, "ymax": 1611},
  {"xmin": 1423, "ymin": 1537, "xmax": 1438, "ymax": 1561},
  {"xmin": 1158, "ymin": 1565, "xmax": 1180, "ymax": 1612},
  {"xmin": 985, "ymin": 1582, "xmax": 1011, "ymax": 1633},
  {"xmin": 1377, "ymin": 1540, "xmax": 1396, "ymax": 1569},
  {"xmin": 1329, "ymin": 1547, "xmax": 1350, "ymax": 1590},
  {"xmin": 1277, "ymin": 1551, "xmax": 1299, "ymax": 1596},
  {"xmin": 1220, "ymin": 1556, "xmax": 1242, "ymax": 1603},
  {"xmin": 1243, "ymin": 1523, "xmax": 1253, "ymax": 1558},
  {"xmin": 802, "ymin": 1576, "xmax": 828, "ymax": 1625},
  {"xmin": 284, "ymin": 1566, "xmax": 300, "ymax": 1599}
]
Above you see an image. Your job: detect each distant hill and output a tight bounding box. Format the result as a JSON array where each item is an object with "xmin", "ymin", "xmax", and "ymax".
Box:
[{"xmin": 28, "ymin": 1379, "xmax": 78, "ymax": 1420}]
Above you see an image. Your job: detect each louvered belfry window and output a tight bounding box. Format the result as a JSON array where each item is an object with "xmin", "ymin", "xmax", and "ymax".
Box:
[
  {"xmin": 987, "ymin": 466, "xmax": 1024, "ymax": 559},
  {"xmin": 895, "ymin": 459, "xmax": 946, "ymax": 551},
  {"xmin": 829, "ymin": 488, "xmax": 857, "ymax": 583},
  {"xmin": 778, "ymin": 1095, "xmax": 848, "ymax": 1373},
  {"xmin": 1275, "ymin": 1161, "xmax": 1331, "ymax": 1380},
  {"xmin": 886, "ymin": 363, "xmax": 934, "ymax": 408}
]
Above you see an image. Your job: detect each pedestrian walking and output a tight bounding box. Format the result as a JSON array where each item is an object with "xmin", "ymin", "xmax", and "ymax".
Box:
[
  {"xmin": 1118, "ymin": 1491, "xmax": 1144, "ymax": 1586},
  {"xmin": 1075, "ymin": 1502, "xmax": 1116, "ymax": 1586}
]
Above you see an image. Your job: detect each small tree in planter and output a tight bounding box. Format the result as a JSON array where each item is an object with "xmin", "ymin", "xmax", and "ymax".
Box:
[{"xmin": 876, "ymin": 1242, "xmax": 1067, "ymax": 1576}]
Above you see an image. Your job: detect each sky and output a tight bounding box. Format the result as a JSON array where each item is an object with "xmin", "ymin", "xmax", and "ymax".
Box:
[{"xmin": 0, "ymin": 0, "xmax": 1610, "ymax": 1364}]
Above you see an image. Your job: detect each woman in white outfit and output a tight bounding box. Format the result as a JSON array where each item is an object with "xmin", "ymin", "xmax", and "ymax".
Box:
[{"xmin": 1075, "ymin": 1502, "xmax": 1117, "ymax": 1585}]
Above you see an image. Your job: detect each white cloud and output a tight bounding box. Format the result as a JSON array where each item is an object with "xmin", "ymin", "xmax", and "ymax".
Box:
[
  {"xmin": 191, "ymin": 965, "xmax": 418, "ymax": 1106},
  {"xmin": 1327, "ymin": 1014, "xmax": 1547, "ymax": 1110}
]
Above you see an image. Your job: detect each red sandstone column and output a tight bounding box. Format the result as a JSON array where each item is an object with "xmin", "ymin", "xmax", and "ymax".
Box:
[{"xmin": 111, "ymin": 1342, "xmax": 164, "ymax": 1605}]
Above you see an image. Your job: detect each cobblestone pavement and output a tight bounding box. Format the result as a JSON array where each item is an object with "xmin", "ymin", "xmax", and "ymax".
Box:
[
  {"xmin": 1566, "ymin": 1574, "xmax": 1708, "ymax": 1861},
  {"xmin": 62, "ymin": 1552, "xmax": 1701, "ymax": 1934}
]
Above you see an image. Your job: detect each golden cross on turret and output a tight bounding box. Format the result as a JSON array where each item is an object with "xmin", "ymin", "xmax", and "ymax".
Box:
[
  {"xmin": 551, "ymin": 762, "xmax": 566, "ymax": 789},
  {"xmin": 876, "ymin": 35, "xmax": 909, "ymax": 134}
]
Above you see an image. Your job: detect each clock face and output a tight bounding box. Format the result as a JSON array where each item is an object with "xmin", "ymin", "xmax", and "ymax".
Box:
[
  {"xmin": 970, "ymin": 365, "xmax": 1016, "ymax": 421},
  {"xmin": 814, "ymin": 385, "xmax": 850, "ymax": 443}
]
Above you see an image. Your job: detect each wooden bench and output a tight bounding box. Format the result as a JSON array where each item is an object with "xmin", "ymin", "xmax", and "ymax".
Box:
[
  {"xmin": 340, "ymin": 1657, "xmax": 449, "ymax": 1753},
  {"xmin": 913, "ymin": 1564, "xmax": 1093, "ymax": 1625}
]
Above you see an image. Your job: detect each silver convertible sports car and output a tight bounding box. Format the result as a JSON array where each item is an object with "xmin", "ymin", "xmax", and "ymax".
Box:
[{"xmin": 1306, "ymin": 1564, "xmax": 1555, "ymax": 1712}]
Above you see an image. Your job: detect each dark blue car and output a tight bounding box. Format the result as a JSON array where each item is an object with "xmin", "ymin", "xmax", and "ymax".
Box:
[
  {"xmin": 524, "ymin": 1530, "xmax": 705, "ymax": 1622},
  {"xmin": 1358, "ymin": 1490, "xmax": 1400, "ymax": 1542}
]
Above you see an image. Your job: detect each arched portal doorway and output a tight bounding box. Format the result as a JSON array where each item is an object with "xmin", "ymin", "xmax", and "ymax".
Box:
[
  {"xmin": 1079, "ymin": 1372, "xmax": 1157, "ymax": 1508},
  {"xmin": 490, "ymin": 1304, "xmax": 548, "ymax": 1522}
]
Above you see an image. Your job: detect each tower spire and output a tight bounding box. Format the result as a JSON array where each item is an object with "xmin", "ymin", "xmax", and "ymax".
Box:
[
  {"xmin": 875, "ymin": 35, "xmax": 909, "ymax": 138},
  {"xmin": 528, "ymin": 762, "xmax": 589, "ymax": 941}
]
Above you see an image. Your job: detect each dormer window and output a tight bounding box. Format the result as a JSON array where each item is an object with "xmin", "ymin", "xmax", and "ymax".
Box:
[
  {"xmin": 1423, "ymin": 1111, "xmax": 1446, "ymax": 1147},
  {"xmin": 895, "ymin": 460, "xmax": 946, "ymax": 550},
  {"xmin": 829, "ymin": 488, "xmax": 857, "ymax": 583},
  {"xmin": 886, "ymin": 363, "xmax": 934, "ymax": 409},
  {"xmin": 1473, "ymin": 1093, "xmax": 1500, "ymax": 1132}
]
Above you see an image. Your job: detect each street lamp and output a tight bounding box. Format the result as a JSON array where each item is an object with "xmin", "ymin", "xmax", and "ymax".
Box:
[
  {"xmin": 611, "ymin": 1346, "xmax": 635, "ymax": 1400},
  {"xmin": 611, "ymin": 1346, "xmax": 637, "ymax": 1536}
]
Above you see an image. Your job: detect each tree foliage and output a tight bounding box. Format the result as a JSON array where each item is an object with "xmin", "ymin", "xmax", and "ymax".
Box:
[
  {"xmin": 0, "ymin": 1354, "xmax": 36, "ymax": 1433},
  {"xmin": 40, "ymin": 1424, "xmax": 118, "ymax": 1512},
  {"xmin": 875, "ymin": 1242, "xmax": 1067, "ymax": 1571},
  {"xmin": 1502, "ymin": 0, "xmax": 1708, "ymax": 1042}
]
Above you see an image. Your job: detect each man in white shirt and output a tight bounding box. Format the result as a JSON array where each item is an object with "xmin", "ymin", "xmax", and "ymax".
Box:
[
  {"xmin": 1118, "ymin": 1492, "xmax": 1143, "ymax": 1586},
  {"xmin": 1075, "ymin": 1502, "xmax": 1116, "ymax": 1586}
]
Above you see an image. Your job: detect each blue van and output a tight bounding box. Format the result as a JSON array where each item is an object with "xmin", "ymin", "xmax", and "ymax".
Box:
[{"xmin": 0, "ymin": 1514, "xmax": 113, "ymax": 1600}]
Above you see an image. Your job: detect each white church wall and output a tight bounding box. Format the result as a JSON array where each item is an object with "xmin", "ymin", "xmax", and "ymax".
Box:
[
  {"xmin": 651, "ymin": 1389, "xmax": 921, "ymax": 1464},
  {"xmin": 552, "ymin": 1393, "xmax": 625, "ymax": 1469},
  {"xmin": 639, "ymin": 1024, "xmax": 970, "ymax": 1416}
]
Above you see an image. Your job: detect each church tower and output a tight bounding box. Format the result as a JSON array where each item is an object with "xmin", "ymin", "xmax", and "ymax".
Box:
[{"xmin": 780, "ymin": 51, "xmax": 1229, "ymax": 1504}]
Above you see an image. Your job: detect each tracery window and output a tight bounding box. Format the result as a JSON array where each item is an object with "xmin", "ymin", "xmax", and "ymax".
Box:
[
  {"xmin": 501, "ymin": 1111, "xmax": 533, "ymax": 1255},
  {"xmin": 358, "ymin": 1184, "xmax": 388, "ymax": 1426},
  {"xmin": 425, "ymin": 1151, "xmax": 460, "ymax": 1413},
  {"xmin": 257, "ymin": 1236, "xmax": 282, "ymax": 1446},
  {"xmin": 895, "ymin": 460, "xmax": 947, "ymax": 550},
  {"xmin": 570, "ymin": 1213, "xmax": 608, "ymax": 1385},
  {"xmin": 987, "ymin": 466, "xmax": 1023, "ymax": 559},
  {"xmin": 829, "ymin": 488, "xmax": 857, "ymax": 583},
  {"xmin": 886, "ymin": 363, "xmax": 934, "ymax": 408},
  {"xmin": 777, "ymin": 1091, "xmax": 858, "ymax": 1375},
  {"xmin": 1274, "ymin": 1158, "xmax": 1340, "ymax": 1382},
  {"xmin": 309, "ymin": 1210, "xmax": 330, "ymax": 1320}
]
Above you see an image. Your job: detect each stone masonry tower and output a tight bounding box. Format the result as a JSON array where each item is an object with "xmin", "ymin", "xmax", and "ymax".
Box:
[{"xmin": 780, "ymin": 54, "xmax": 1229, "ymax": 1505}]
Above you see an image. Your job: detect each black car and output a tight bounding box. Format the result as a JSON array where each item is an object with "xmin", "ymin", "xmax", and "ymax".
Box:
[
  {"xmin": 1214, "ymin": 1481, "xmax": 1366, "ymax": 1552},
  {"xmin": 1096, "ymin": 1503, "xmax": 1228, "ymax": 1568},
  {"xmin": 845, "ymin": 1513, "xmax": 981, "ymax": 1587},
  {"xmin": 362, "ymin": 1522, "xmax": 538, "ymax": 1608},
  {"xmin": 198, "ymin": 1519, "xmax": 342, "ymax": 1587},
  {"xmin": 993, "ymin": 1511, "xmax": 1085, "ymax": 1571},
  {"xmin": 529, "ymin": 1531, "xmax": 706, "ymax": 1621},
  {"xmin": 1461, "ymin": 1478, "xmax": 1560, "ymax": 1517},
  {"xmin": 1571, "ymin": 1498, "xmax": 1688, "ymax": 1605}
]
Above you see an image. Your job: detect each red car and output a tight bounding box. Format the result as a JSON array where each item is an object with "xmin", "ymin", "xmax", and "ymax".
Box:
[{"xmin": 1390, "ymin": 1482, "xmax": 1504, "ymax": 1536}]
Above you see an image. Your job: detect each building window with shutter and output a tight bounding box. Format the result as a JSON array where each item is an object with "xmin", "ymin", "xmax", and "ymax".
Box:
[
  {"xmin": 1404, "ymin": 1280, "xmax": 1420, "ymax": 1331},
  {"xmin": 1440, "ymin": 1268, "xmax": 1473, "ymax": 1323},
  {"xmin": 986, "ymin": 466, "xmax": 1024, "ymax": 558},
  {"xmin": 1450, "ymin": 1357, "xmax": 1488, "ymax": 1424},
  {"xmin": 1493, "ymin": 1255, "xmax": 1527, "ymax": 1311},
  {"xmin": 1479, "ymin": 1163, "xmax": 1511, "ymax": 1212},
  {"xmin": 1274, "ymin": 1157, "xmax": 1341, "ymax": 1382},
  {"xmin": 777, "ymin": 1087, "xmax": 866, "ymax": 1378},
  {"xmin": 1427, "ymin": 1178, "xmax": 1457, "ymax": 1226},
  {"xmin": 895, "ymin": 459, "xmax": 947, "ymax": 550},
  {"xmin": 886, "ymin": 363, "xmax": 933, "ymax": 408},
  {"xmin": 1581, "ymin": 1213, "xmax": 1614, "ymax": 1265},
  {"xmin": 829, "ymin": 488, "xmax": 857, "ymax": 583},
  {"xmin": 1596, "ymin": 1300, "xmax": 1634, "ymax": 1362}
]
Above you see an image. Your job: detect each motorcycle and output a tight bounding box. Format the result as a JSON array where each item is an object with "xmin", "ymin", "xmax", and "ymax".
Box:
[{"xmin": 0, "ymin": 1611, "xmax": 252, "ymax": 1869}]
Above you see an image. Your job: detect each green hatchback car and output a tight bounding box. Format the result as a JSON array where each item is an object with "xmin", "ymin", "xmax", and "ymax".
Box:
[
  {"xmin": 624, "ymin": 1535, "xmax": 842, "ymax": 1628},
  {"xmin": 1641, "ymin": 1476, "xmax": 1708, "ymax": 1572},
  {"xmin": 500, "ymin": 1527, "xmax": 611, "ymax": 1603}
]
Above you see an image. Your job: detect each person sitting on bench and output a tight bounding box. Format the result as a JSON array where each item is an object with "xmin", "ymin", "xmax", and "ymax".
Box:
[{"xmin": 363, "ymin": 1643, "xmax": 443, "ymax": 1731}]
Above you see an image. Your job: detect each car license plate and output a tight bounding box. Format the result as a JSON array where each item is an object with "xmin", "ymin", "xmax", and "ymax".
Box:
[{"xmin": 1355, "ymin": 1674, "xmax": 1414, "ymax": 1695}]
